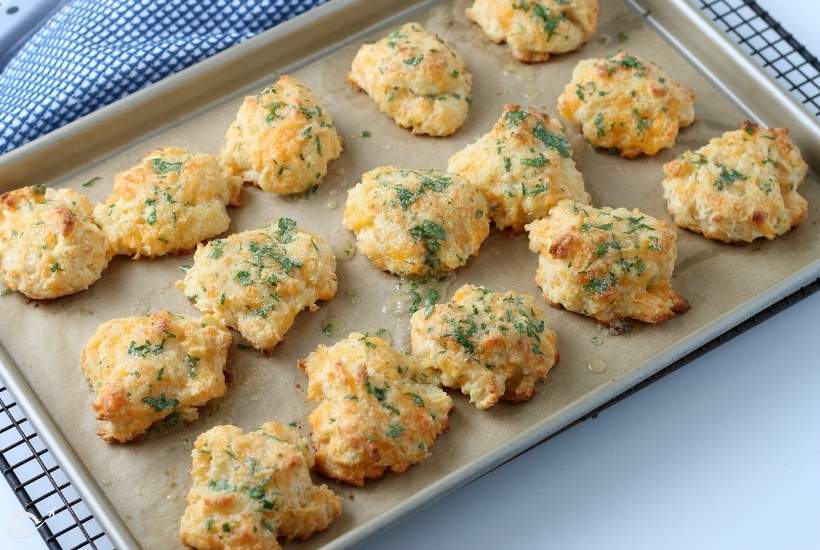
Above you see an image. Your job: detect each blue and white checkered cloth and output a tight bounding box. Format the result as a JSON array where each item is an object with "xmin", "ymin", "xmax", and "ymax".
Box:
[{"xmin": 0, "ymin": 0, "xmax": 326, "ymax": 155}]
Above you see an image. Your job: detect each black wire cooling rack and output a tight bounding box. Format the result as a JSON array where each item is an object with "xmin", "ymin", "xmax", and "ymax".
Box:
[
  {"xmin": 699, "ymin": 0, "xmax": 820, "ymax": 115},
  {"xmin": 0, "ymin": 2, "xmax": 818, "ymax": 548}
]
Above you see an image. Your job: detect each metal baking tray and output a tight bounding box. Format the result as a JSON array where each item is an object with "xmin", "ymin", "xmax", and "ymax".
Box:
[{"xmin": 0, "ymin": 1, "xmax": 818, "ymax": 548}]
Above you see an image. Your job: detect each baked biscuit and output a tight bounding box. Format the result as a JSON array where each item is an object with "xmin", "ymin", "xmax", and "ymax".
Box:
[
  {"xmin": 94, "ymin": 147, "xmax": 241, "ymax": 258},
  {"xmin": 343, "ymin": 166, "xmax": 489, "ymax": 277},
  {"xmin": 466, "ymin": 0, "xmax": 599, "ymax": 63},
  {"xmin": 662, "ymin": 121, "xmax": 808, "ymax": 243},
  {"xmin": 177, "ymin": 219, "xmax": 337, "ymax": 351},
  {"xmin": 299, "ymin": 332, "xmax": 453, "ymax": 486},
  {"xmin": 448, "ymin": 104, "xmax": 590, "ymax": 231},
  {"xmin": 411, "ymin": 284, "xmax": 558, "ymax": 409},
  {"xmin": 81, "ymin": 311, "xmax": 230, "ymax": 442},
  {"xmin": 222, "ymin": 75, "xmax": 343, "ymax": 195},
  {"xmin": 179, "ymin": 422, "xmax": 341, "ymax": 550},
  {"xmin": 557, "ymin": 52, "xmax": 695, "ymax": 157},
  {"xmin": 348, "ymin": 22, "xmax": 472, "ymax": 136},
  {"xmin": 526, "ymin": 200, "xmax": 689, "ymax": 325},
  {"xmin": 0, "ymin": 186, "xmax": 110, "ymax": 299}
]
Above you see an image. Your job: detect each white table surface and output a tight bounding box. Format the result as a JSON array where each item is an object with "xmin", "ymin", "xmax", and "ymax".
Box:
[{"xmin": 1, "ymin": 0, "xmax": 817, "ymax": 548}]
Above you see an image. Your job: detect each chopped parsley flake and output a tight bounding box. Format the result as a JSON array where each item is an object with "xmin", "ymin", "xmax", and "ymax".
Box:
[
  {"xmin": 266, "ymin": 101, "xmax": 286, "ymax": 123},
  {"xmin": 531, "ymin": 3, "xmax": 566, "ymax": 40},
  {"xmin": 447, "ymin": 318, "xmax": 477, "ymax": 354},
  {"xmin": 275, "ymin": 217, "xmax": 298, "ymax": 243},
  {"xmin": 300, "ymin": 106, "xmax": 323, "ymax": 120},
  {"xmin": 625, "ymin": 215, "xmax": 654, "ymax": 233},
  {"xmin": 715, "ymin": 165, "xmax": 748, "ymax": 190},
  {"xmin": 144, "ymin": 198, "xmax": 157, "ymax": 225},
  {"xmin": 409, "ymin": 220, "xmax": 446, "ymax": 270},
  {"xmin": 633, "ymin": 109, "xmax": 650, "ymax": 134},
  {"xmin": 404, "ymin": 392, "xmax": 424, "ymax": 407},
  {"xmin": 386, "ymin": 423, "xmax": 405, "ymax": 439},
  {"xmin": 142, "ymin": 394, "xmax": 179, "ymax": 411},
  {"xmin": 236, "ymin": 270, "xmax": 253, "ymax": 286},
  {"xmin": 619, "ymin": 55, "xmax": 642, "ymax": 70},
  {"xmin": 209, "ymin": 239, "xmax": 225, "ymax": 259},
  {"xmin": 151, "ymin": 158, "xmax": 183, "ymax": 175},
  {"xmin": 533, "ymin": 123, "xmax": 571, "ymax": 158},
  {"xmin": 594, "ymin": 112, "xmax": 606, "ymax": 138},
  {"xmin": 365, "ymin": 378, "xmax": 387, "ymax": 401},
  {"xmin": 504, "ymin": 109, "xmax": 529, "ymax": 127},
  {"xmin": 394, "ymin": 173, "xmax": 451, "ymax": 209},
  {"xmin": 584, "ymin": 273, "xmax": 618, "ymax": 294},
  {"xmin": 128, "ymin": 339, "xmax": 165, "ymax": 357},
  {"xmin": 521, "ymin": 155, "xmax": 549, "ymax": 168}
]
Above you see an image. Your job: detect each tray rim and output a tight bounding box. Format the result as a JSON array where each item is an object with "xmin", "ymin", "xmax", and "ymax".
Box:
[{"xmin": 1, "ymin": 1, "xmax": 819, "ymax": 549}]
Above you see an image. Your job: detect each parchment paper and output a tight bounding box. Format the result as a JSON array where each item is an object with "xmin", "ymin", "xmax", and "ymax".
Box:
[{"xmin": 1, "ymin": 1, "xmax": 818, "ymax": 548}]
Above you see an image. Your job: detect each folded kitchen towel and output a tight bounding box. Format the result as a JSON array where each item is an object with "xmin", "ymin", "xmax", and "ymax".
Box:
[{"xmin": 0, "ymin": 0, "xmax": 326, "ymax": 155}]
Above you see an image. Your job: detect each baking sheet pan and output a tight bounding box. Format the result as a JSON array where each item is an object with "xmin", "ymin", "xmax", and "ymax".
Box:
[{"xmin": 0, "ymin": 0, "xmax": 818, "ymax": 548}]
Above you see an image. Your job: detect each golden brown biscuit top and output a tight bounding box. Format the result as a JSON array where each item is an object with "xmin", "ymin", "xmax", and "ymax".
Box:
[
  {"xmin": 664, "ymin": 122, "xmax": 807, "ymax": 196},
  {"xmin": 447, "ymin": 103, "xmax": 590, "ymax": 230},
  {"xmin": 466, "ymin": 0, "xmax": 599, "ymax": 62},
  {"xmin": 343, "ymin": 166, "xmax": 489, "ymax": 276},
  {"xmin": 558, "ymin": 51, "xmax": 695, "ymax": 156},
  {"xmin": 181, "ymin": 218, "xmax": 335, "ymax": 321},
  {"xmin": 94, "ymin": 146, "xmax": 242, "ymax": 257},
  {"xmin": 221, "ymin": 75, "xmax": 343, "ymax": 195},
  {"xmin": 528, "ymin": 200, "xmax": 677, "ymax": 296},
  {"xmin": 299, "ymin": 332, "xmax": 453, "ymax": 485},
  {"xmin": 106, "ymin": 147, "xmax": 241, "ymax": 209},
  {"xmin": 80, "ymin": 310, "xmax": 231, "ymax": 442},
  {"xmin": 302, "ymin": 332, "xmax": 425, "ymax": 402},
  {"xmin": 661, "ymin": 122, "xmax": 808, "ymax": 243},
  {"xmin": 410, "ymin": 283, "xmax": 559, "ymax": 408},
  {"xmin": 417, "ymin": 284, "xmax": 553, "ymax": 367},
  {"xmin": 180, "ymin": 421, "xmax": 341, "ymax": 549},
  {"xmin": 0, "ymin": 185, "xmax": 110, "ymax": 299},
  {"xmin": 365, "ymin": 22, "xmax": 469, "ymax": 97},
  {"xmin": 1, "ymin": 185, "xmax": 94, "ymax": 228},
  {"xmin": 348, "ymin": 22, "xmax": 472, "ymax": 136}
]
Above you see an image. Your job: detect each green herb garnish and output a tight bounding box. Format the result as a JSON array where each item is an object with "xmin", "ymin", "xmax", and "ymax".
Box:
[
  {"xmin": 386, "ymin": 423, "xmax": 405, "ymax": 439},
  {"xmin": 235, "ymin": 271, "xmax": 253, "ymax": 286},
  {"xmin": 404, "ymin": 392, "xmax": 424, "ymax": 407},
  {"xmin": 584, "ymin": 273, "xmax": 618, "ymax": 294},
  {"xmin": 504, "ymin": 109, "xmax": 529, "ymax": 127},
  {"xmin": 275, "ymin": 217, "xmax": 298, "ymax": 243},
  {"xmin": 209, "ymin": 239, "xmax": 225, "ymax": 259},
  {"xmin": 144, "ymin": 198, "xmax": 157, "ymax": 225},
  {"xmin": 365, "ymin": 378, "xmax": 386, "ymax": 401},
  {"xmin": 151, "ymin": 158, "xmax": 183, "ymax": 175},
  {"xmin": 128, "ymin": 339, "xmax": 165, "ymax": 357},
  {"xmin": 533, "ymin": 123, "xmax": 571, "ymax": 158},
  {"xmin": 142, "ymin": 394, "xmax": 179, "ymax": 411},
  {"xmin": 409, "ymin": 220, "xmax": 446, "ymax": 270},
  {"xmin": 594, "ymin": 112, "xmax": 606, "ymax": 138},
  {"xmin": 715, "ymin": 165, "xmax": 748, "ymax": 190}
]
